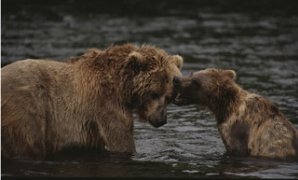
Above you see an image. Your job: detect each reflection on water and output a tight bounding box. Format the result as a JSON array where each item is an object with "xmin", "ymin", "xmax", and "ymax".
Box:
[{"xmin": 2, "ymin": 0, "xmax": 298, "ymax": 178}]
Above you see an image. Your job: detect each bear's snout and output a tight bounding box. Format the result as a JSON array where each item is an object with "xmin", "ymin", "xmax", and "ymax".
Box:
[
  {"xmin": 173, "ymin": 77, "xmax": 195, "ymax": 106},
  {"xmin": 173, "ymin": 93, "xmax": 191, "ymax": 106},
  {"xmin": 149, "ymin": 118, "xmax": 167, "ymax": 128},
  {"xmin": 171, "ymin": 76, "xmax": 182, "ymax": 102},
  {"xmin": 148, "ymin": 108, "xmax": 167, "ymax": 128}
]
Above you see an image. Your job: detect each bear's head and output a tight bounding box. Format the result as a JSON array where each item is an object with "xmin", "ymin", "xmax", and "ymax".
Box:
[
  {"xmin": 126, "ymin": 46, "xmax": 183, "ymax": 128},
  {"xmin": 174, "ymin": 68, "xmax": 238, "ymax": 110}
]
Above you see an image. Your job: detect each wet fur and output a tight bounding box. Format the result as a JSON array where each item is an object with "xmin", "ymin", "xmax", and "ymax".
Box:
[
  {"xmin": 176, "ymin": 69, "xmax": 298, "ymax": 159},
  {"xmin": 1, "ymin": 44, "xmax": 183, "ymax": 159}
]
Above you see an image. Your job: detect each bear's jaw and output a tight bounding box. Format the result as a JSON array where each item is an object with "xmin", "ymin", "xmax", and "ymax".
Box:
[
  {"xmin": 173, "ymin": 93, "xmax": 193, "ymax": 105},
  {"xmin": 148, "ymin": 118, "xmax": 167, "ymax": 128}
]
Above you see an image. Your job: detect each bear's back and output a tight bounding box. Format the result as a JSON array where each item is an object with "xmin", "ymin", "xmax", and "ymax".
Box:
[
  {"xmin": 2, "ymin": 59, "xmax": 72, "ymax": 93},
  {"xmin": 243, "ymin": 93, "xmax": 298, "ymax": 158},
  {"xmin": 2, "ymin": 59, "xmax": 67, "ymax": 80}
]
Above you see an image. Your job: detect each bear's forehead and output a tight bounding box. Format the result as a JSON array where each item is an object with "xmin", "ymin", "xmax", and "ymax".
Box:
[
  {"xmin": 147, "ymin": 70, "xmax": 175, "ymax": 90},
  {"xmin": 201, "ymin": 68, "xmax": 218, "ymax": 73},
  {"xmin": 150, "ymin": 72, "xmax": 168, "ymax": 83},
  {"xmin": 194, "ymin": 69, "xmax": 221, "ymax": 77},
  {"xmin": 138, "ymin": 46, "xmax": 168, "ymax": 57}
]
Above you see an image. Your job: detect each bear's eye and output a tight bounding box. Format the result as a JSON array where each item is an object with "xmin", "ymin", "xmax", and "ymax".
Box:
[{"xmin": 150, "ymin": 92, "xmax": 160, "ymax": 99}]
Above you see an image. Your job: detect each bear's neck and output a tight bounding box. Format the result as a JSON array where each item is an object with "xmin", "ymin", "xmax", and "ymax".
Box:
[
  {"xmin": 73, "ymin": 56, "xmax": 136, "ymax": 110},
  {"xmin": 209, "ymin": 86, "xmax": 243, "ymax": 125},
  {"xmin": 71, "ymin": 48, "xmax": 155, "ymax": 113}
]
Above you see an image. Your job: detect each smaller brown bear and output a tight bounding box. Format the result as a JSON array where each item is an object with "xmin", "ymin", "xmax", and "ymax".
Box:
[{"xmin": 174, "ymin": 68, "xmax": 298, "ymax": 159}]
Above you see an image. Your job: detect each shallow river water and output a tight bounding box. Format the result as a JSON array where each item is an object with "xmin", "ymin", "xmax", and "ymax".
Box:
[{"xmin": 2, "ymin": 0, "xmax": 298, "ymax": 178}]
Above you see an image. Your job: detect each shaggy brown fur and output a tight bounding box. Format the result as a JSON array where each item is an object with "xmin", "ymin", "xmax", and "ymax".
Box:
[
  {"xmin": 174, "ymin": 68, "xmax": 298, "ymax": 159},
  {"xmin": 1, "ymin": 44, "xmax": 183, "ymax": 159}
]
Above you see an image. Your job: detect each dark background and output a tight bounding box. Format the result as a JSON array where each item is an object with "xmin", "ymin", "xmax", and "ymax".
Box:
[{"xmin": 3, "ymin": 0, "xmax": 298, "ymax": 16}]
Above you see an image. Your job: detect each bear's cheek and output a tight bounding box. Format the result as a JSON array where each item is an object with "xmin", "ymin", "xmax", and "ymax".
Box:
[{"xmin": 136, "ymin": 100, "xmax": 157, "ymax": 122}]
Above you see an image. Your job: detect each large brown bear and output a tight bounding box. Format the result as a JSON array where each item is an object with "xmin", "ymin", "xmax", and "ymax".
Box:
[
  {"xmin": 174, "ymin": 68, "xmax": 298, "ymax": 159},
  {"xmin": 1, "ymin": 44, "xmax": 183, "ymax": 159}
]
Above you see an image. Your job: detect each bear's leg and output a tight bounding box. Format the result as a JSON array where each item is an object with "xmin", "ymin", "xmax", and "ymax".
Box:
[
  {"xmin": 2, "ymin": 124, "xmax": 46, "ymax": 159},
  {"xmin": 1, "ymin": 94, "xmax": 47, "ymax": 159},
  {"xmin": 250, "ymin": 121, "xmax": 296, "ymax": 158},
  {"xmin": 98, "ymin": 112, "xmax": 136, "ymax": 153},
  {"xmin": 105, "ymin": 128, "xmax": 136, "ymax": 153}
]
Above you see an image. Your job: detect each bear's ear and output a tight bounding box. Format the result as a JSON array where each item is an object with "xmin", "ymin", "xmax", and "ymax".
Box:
[
  {"xmin": 224, "ymin": 70, "xmax": 237, "ymax": 80},
  {"xmin": 168, "ymin": 55, "xmax": 183, "ymax": 70},
  {"xmin": 128, "ymin": 51, "xmax": 146, "ymax": 73}
]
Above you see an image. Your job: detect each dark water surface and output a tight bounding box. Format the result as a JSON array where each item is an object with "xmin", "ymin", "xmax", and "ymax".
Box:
[{"xmin": 2, "ymin": 0, "xmax": 298, "ymax": 178}]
